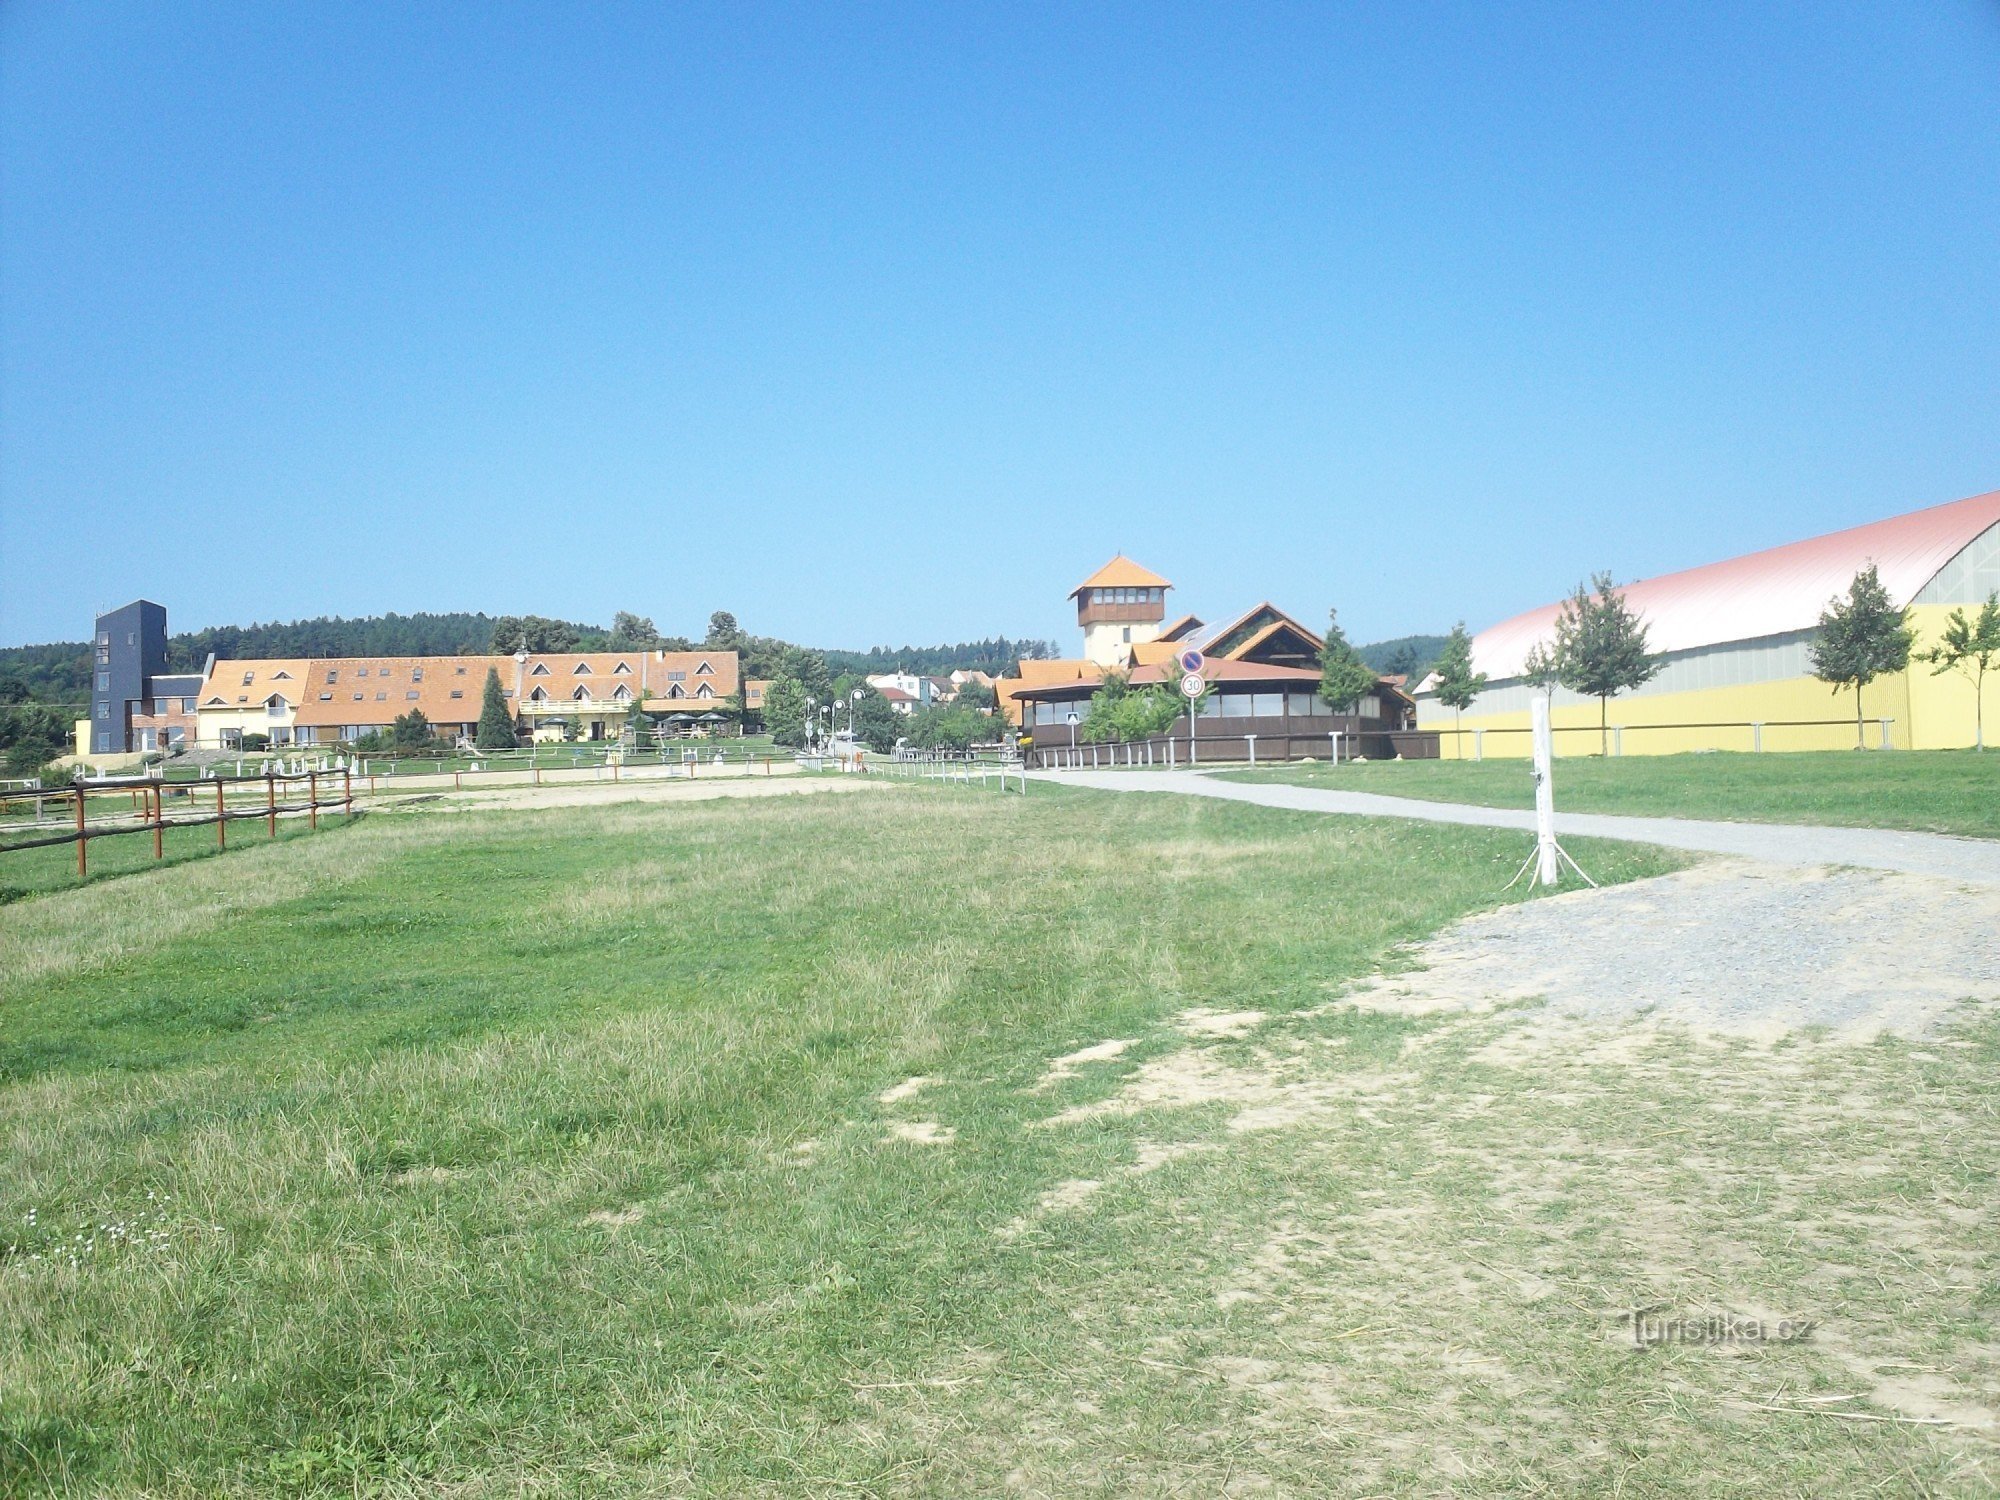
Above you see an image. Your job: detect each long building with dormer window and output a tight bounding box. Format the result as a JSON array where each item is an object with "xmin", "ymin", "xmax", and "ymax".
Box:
[
  {"xmin": 191, "ymin": 648, "xmax": 741, "ymax": 748},
  {"xmin": 76, "ymin": 602, "xmax": 746, "ymax": 753}
]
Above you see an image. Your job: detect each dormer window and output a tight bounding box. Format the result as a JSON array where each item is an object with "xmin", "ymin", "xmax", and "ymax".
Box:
[
  {"xmin": 613, "ymin": 661, "xmax": 632, "ymax": 675},
  {"xmin": 530, "ymin": 663, "xmax": 550, "ymax": 676},
  {"xmin": 572, "ymin": 662, "xmax": 592, "ymax": 675},
  {"xmin": 572, "ymin": 686, "xmax": 592, "ymax": 701},
  {"xmin": 695, "ymin": 660, "xmax": 714, "ymax": 676},
  {"xmin": 695, "ymin": 683, "xmax": 714, "ymax": 699},
  {"xmin": 529, "ymin": 686, "xmax": 549, "ymax": 703},
  {"xmin": 273, "ymin": 670, "xmax": 293, "ymax": 680},
  {"xmin": 667, "ymin": 683, "xmax": 685, "ymax": 699},
  {"xmin": 613, "ymin": 684, "xmax": 632, "ymax": 701}
]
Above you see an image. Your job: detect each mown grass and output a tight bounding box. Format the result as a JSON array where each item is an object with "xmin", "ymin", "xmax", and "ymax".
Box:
[
  {"xmin": 2, "ymin": 786, "xmax": 1993, "ymax": 1494},
  {"xmin": 1217, "ymin": 748, "xmax": 2000, "ymax": 838},
  {"xmin": 0, "ymin": 811, "xmax": 347, "ymax": 905}
]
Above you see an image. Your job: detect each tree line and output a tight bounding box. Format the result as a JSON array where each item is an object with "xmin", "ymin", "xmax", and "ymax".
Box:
[{"xmin": 0, "ymin": 607, "xmax": 1056, "ymax": 714}]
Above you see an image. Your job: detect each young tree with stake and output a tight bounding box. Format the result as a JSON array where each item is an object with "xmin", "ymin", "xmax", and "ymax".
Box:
[
  {"xmin": 1920, "ymin": 591, "xmax": 2000, "ymax": 750},
  {"xmin": 1808, "ymin": 564, "xmax": 1914, "ymax": 749},
  {"xmin": 1553, "ymin": 573, "xmax": 1659, "ymax": 756},
  {"xmin": 1430, "ymin": 621, "xmax": 1487, "ymax": 756}
]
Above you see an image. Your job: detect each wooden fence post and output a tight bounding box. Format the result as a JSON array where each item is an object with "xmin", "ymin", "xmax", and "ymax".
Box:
[
  {"xmin": 308, "ymin": 771, "xmax": 319, "ymax": 829},
  {"xmin": 216, "ymin": 778, "xmax": 226, "ymax": 849},
  {"xmin": 152, "ymin": 782, "xmax": 164, "ymax": 861},
  {"xmin": 267, "ymin": 770, "xmax": 278, "ymax": 838},
  {"xmin": 75, "ymin": 786, "xmax": 87, "ymax": 877}
]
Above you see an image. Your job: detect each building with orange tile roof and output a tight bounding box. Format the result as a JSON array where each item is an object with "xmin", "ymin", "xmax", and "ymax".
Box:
[
  {"xmin": 190, "ymin": 645, "xmax": 743, "ymax": 749},
  {"xmin": 1070, "ymin": 554, "xmax": 1175, "ymax": 667},
  {"xmin": 1000, "ymin": 566, "xmax": 1424, "ymax": 761}
]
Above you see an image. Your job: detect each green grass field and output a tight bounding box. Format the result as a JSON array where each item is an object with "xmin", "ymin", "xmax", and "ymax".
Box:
[
  {"xmin": 3, "ymin": 786, "xmax": 1995, "ymax": 1494},
  {"xmin": 1218, "ymin": 748, "xmax": 2000, "ymax": 839}
]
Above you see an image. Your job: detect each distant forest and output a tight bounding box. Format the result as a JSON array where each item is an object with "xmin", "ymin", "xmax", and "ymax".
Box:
[
  {"xmin": 0, "ymin": 609, "xmax": 1062, "ymax": 709},
  {"xmin": 1, "ymin": 605, "xmax": 1437, "ymax": 711},
  {"xmin": 1357, "ymin": 633, "xmax": 1449, "ymax": 682}
]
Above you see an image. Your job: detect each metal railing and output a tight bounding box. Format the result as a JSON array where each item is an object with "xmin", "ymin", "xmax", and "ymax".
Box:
[
  {"xmin": 1028, "ymin": 728, "xmax": 1375, "ymax": 770},
  {"xmin": 1431, "ymin": 717, "xmax": 1899, "ymax": 758},
  {"xmin": 880, "ymin": 749, "xmax": 1027, "ymax": 793}
]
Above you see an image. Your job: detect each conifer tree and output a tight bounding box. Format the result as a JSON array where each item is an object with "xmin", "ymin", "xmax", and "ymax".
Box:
[{"xmin": 475, "ymin": 668, "xmax": 517, "ymax": 750}]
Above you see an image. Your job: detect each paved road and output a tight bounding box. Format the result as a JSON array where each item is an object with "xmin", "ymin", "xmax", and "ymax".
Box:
[{"xmin": 1039, "ymin": 769, "xmax": 2000, "ymax": 885}]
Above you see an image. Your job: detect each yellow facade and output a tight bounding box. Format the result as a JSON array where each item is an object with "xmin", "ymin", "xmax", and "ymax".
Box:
[
  {"xmin": 1418, "ymin": 605, "xmax": 1996, "ymax": 757},
  {"xmin": 196, "ymin": 701, "xmax": 300, "ymax": 749}
]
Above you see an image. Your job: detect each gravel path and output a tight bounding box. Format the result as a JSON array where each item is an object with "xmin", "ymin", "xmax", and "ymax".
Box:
[
  {"xmin": 1035, "ymin": 769, "xmax": 2000, "ymax": 1036},
  {"xmin": 1345, "ymin": 859, "xmax": 2000, "ymax": 1038},
  {"xmin": 1041, "ymin": 769, "xmax": 2000, "ymax": 886}
]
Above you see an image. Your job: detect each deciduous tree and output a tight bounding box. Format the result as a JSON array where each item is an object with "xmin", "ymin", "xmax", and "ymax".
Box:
[
  {"xmin": 1809, "ymin": 564, "xmax": 1914, "ymax": 749},
  {"xmin": 1553, "ymin": 573, "xmax": 1660, "ymax": 755},
  {"xmin": 1318, "ymin": 609, "xmax": 1377, "ymax": 714},
  {"xmin": 762, "ymin": 677, "xmax": 809, "ymax": 749},
  {"xmin": 1920, "ymin": 591, "xmax": 1999, "ymax": 750},
  {"xmin": 1430, "ymin": 621, "xmax": 1487, "ymax": 752}
]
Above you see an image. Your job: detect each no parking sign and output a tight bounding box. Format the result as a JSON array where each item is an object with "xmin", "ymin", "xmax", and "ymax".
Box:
[{"xmin": 1178, "ymin": 647, "xmax": 1206, "ymax": 699}]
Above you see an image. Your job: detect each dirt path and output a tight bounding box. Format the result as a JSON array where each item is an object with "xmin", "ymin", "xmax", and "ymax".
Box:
[
  {"xmin": 369, "ymin": 774, "xmax": 879, "ymax": 814},
  {"xmin": 1043, "ymin": 768, "xmax": 2000, "ymax": 885}
]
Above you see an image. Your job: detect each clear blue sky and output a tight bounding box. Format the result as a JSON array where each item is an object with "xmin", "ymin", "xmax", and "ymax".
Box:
[{"xmin": 3, "ymin": 3, "xmax": 1996, "ymax": 652}]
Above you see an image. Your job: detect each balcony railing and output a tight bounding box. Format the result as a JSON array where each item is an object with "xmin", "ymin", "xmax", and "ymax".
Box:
[{"xmin": 519, "ymin": 697, "xmax": 631, "ymax": 715}]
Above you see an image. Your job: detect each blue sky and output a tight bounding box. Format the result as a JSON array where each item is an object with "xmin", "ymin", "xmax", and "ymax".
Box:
[{"xmin": 3, "ymin": 3, "xmax": 1996, "ymax": 652}]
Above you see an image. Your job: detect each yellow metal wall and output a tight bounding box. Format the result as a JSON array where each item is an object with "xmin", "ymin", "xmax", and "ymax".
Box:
[
  {"xmin": 1413, "ymin": 667, "xmax": 1972, "ymax": 758},
  {"xmin": 1904, "ymin": 603, "xmax": 1999, "ymax": 749}
]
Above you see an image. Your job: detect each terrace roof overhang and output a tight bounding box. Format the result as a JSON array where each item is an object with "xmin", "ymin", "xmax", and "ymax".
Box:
[{"xmin": 1009, "ymin": 660, "xmax": 1325, "ymax": 704}]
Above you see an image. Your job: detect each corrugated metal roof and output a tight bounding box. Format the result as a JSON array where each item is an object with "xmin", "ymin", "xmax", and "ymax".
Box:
[{"xmin": 1471, "ymin": 488, "xmax": 2000, "ymax": 680}]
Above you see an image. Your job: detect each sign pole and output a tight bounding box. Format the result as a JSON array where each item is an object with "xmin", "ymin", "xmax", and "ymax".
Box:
[{"xmin": 1178, "ymin": 650, "xmax": 1207, "ymax": 768}]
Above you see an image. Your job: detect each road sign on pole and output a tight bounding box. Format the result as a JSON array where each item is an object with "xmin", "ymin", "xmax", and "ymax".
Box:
[
  {"xmin": 1178, "ymin": 648, "xmax": 1205, "ymax": 675},
  {"xmin": 1179, "ymin": 672, "xmax": 1204, "ymax": 698}
]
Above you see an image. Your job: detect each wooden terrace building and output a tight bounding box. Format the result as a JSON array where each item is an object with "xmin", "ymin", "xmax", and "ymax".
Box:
[{"xmin": 1004, "ymin": 562, "xmax": 1431, "ymax": 764}]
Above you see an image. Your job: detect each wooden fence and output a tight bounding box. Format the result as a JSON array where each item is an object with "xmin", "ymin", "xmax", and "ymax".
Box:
[{"xmin": 0, "ymin": 769, "xmax": 355, "ymax": 877}]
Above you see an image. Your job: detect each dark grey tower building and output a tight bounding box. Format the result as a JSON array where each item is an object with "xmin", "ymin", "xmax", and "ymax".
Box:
[{"xmin": 90, "ymin": 600, "xmax": 168, "ymax": 754}]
